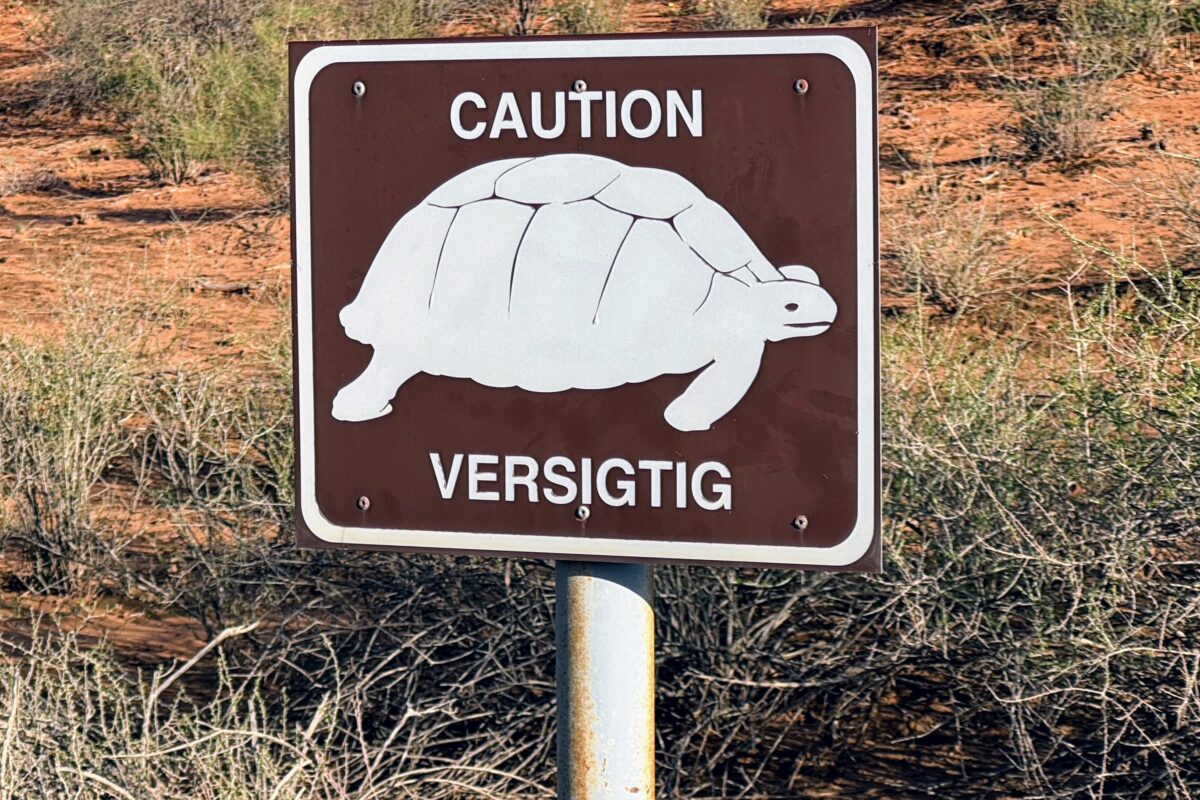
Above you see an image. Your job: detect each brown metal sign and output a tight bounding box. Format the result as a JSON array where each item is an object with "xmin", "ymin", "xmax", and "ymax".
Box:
[{"xmin": 290, "ymin": 30, "xmax": 879, "ymax": 569}]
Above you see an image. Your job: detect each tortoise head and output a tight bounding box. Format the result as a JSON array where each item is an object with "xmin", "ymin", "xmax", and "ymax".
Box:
[{"xmin": 752, "ymin": 265, "xmax": 838, "ymax": 342}]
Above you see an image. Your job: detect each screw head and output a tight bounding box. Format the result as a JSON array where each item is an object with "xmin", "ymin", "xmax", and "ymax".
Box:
[
  {"xmin": 791, "ymin": 514, "xmax": 809, "ymax": 531},
  {"xmin": 575, "ymin": 505, "xmax": 590, "ymax": 521},
  {"xmin": 352, "ymin": 81, "xmax": 366, "ymax": 98},
  {"xmin": 357, "ymin": 496, "xmax": 371, "ymax": 511},
  {"xmin": 572, "ymin": 79, "xmax": 588, "ymax": 93},
  {"xmin": 792, "ymin": 78, "xmax": 809, "ymax": 95}
]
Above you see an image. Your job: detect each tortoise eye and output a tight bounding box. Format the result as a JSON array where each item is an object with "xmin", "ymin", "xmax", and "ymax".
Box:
[{"xmin": 785, "ymin": 303, "xmax": 800, "ymax": 312}]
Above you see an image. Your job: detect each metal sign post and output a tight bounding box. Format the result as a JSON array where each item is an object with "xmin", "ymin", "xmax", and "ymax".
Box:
[{"xmin": 556, "ymin": 561, "xmax": 655, "ymax": 799}]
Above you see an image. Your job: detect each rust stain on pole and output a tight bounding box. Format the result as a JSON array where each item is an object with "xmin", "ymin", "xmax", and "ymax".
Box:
[{"xmin": 557, "ymin": 562, "xmax": 655, "ymax": 799}]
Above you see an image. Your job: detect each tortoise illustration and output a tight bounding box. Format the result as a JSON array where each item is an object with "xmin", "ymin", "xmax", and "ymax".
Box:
[{"xmin": 332, "ymin": 153, "xmax": 838, "ymax": 432}]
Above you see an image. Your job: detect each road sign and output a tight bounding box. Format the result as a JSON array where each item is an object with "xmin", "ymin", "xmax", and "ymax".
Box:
[{"xmin": 291, "ymin": 30, "xmax": 879, "ymax": 569}]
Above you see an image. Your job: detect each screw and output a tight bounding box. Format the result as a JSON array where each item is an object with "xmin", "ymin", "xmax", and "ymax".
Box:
[
  {"xmin": 572, "ymin": 79, "xmax": 588, "ymax": 93},
  {"xmin": 352, "ymin": 81, "xmax": 366, "ymax": 98},
  {"xmin": 575, "ymin": 505, "xmax": 590, "ymax": 521},
  {"xmin": 792, "ymin": 78, "xmax": 809, "ymax": 95},
  {"xmin": 791, "ymin": 514, "xmax": 808, "ymax": 531},
  {"xmin": 357, "ymin": 496, "xmax": 371, "ymax": 511}
]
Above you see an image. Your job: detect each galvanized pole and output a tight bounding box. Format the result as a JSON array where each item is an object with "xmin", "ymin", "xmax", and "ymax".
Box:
[{"xmin": 556, "ymin": 561, "xmax": 655, "ymax": 799}]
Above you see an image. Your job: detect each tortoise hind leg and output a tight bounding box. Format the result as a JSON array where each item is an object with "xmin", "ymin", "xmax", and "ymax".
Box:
[
  {"xmin": 663, "ymin": 342, "xmax": 764, "ymax": 432},
  {"xmin": 332, "ymin": 351, "xmax": 417, "ymax": 422}
]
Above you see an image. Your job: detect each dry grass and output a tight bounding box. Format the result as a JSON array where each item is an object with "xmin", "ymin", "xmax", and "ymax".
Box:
[
  {"xmin": 707, "ymin": 0, "xmax": 766, "ymax": 30},
  {"xmin": 0, "ymin": 162, "xmax": 63, "ymax": 198},
  {"xmin": 1006, "ymin": 74, "xmax": 1111, "ymax": 165},
  {"xmin": 1059, "ymin": 0, "xmax": 1177, "ymax": 76},
  {"xmin": 0, "ymin": 284, "xmax": 139, "ymax": 592},
  {"xmin": 39, "ymin": 0, "xmax": 468, "ymax": 199},
  {"xmin": 548, "ymin": 0, "xmax": 626, "ymax": 33},
  {"xmin": 1, "ymin": 250, "xmax": 1197, "ymax": 795},
  {"xmin": 886, "ymin": 177, "xmax": 1018, "ymax": 316}
]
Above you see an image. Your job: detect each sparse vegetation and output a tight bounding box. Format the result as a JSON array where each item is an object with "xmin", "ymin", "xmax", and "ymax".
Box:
[
  {"xmin": 1007, "ymin": 74, "xmax": 1110, "ymax": 165},
  {"xmin": 549, "ymin": 0, "xmax": 626, "ymax": 33},
  {"xmin": 2, "ymin": 251, "xmax": 1198, "ymax": 795},
  {"xmin": 5, "ymin": 0, "xmax": 1200, "ymax": 796},
  {"xmin": 707, "ymin": 0, "xmax": 766, "ymax": 30},
  {"xmin": 0, "ymin": 286, "xmax": 138, "ymax": 592},
  {"xmin": 40, "ymin": 0, "xmax": 465, "ymax": 199},
  {"xmin": 1142, "ymin": 152, "xmax": 1200, "ymax": 258},
  {"xmin": 1060, "ymin": 0, "xmax": 1177, "ymax": 76},
  {"xmin": 0, "ymin": 162, "xmax": 62, "ymax": 198},
  {"xmin": 887, "ymin": 179, "xmax": 1017, "ymax": 315}
]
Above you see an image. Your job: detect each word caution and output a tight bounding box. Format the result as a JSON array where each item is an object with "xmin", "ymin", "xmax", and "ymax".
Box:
[{"xmin": 450, "ymin": 89, "xmax": 703, "ymax": 140}]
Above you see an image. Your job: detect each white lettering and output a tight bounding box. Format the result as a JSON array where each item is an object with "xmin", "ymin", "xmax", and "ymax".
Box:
[
  {"xmin": 468, "ymin": 454, "xmax": 501, "ymax": 501},
  {"xmin": 429, "ymin": 453, "xmax": 463, "ymax": 499},
  {"xmin": 431, "ymin": 453, "xmax": 732, "ymax": 511},
  {"xmin": 597, "ymin": 458, "xmax": 636, "ymax": 507},
  {"xmin": 530, "ymin": 91, "xmax": 565, "ymax": 139},
  {"xmin": 543, "ymin": 456, "xmax": 578, "ymax": 505},
  {"xmin": 638, "ymin": 460, "xmax": 673, "ymax": 508},
  {"xmin": 692, "ymin": 461, "xmax": 732, "ymax": 511},
  {"xmin": 666, "ymin": 89, "xmax": 703, "ymax": 138},
  {"xmin": 580, "ymin": 457, "xmax": 593, "ymax": 505},
  {"xmin": 489, "ymin": 92, "xmax": 528, "ymax": 139},
  {"xmin": 452, "ymin": 89, "xmax": 704, "ymax": 140},
  {"xmin": 620, "ymin": 90, "xmax": 662, "ymax": 139},
  {"xmin": 605, "ymin": 90, "xmax": 618, "ymax": 138},
  {"xmin": 568, "ymin": 90, "xmax": 603, "ymax": 138},
  {"xmin": 675, "ymin": 461, "xmax": 687, "ymax": 509},
  {"xmin": 505, "ymin": 455, "xmax": 540, "ymax": 502},
  {"xmin": 450, "ymin": 92, "xmax": 486, "ymax": 140}
]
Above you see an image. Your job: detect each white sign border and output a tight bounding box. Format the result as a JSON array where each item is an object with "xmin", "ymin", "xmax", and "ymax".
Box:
[{"xmin": 293, "ymin": 34, "xmax": 878, "ymax": 566}]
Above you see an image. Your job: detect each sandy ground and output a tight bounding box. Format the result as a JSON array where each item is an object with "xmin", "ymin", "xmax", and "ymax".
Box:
[{"xmin": 0, "ymin": 0, "xmax": 1197, "ymax": 683}]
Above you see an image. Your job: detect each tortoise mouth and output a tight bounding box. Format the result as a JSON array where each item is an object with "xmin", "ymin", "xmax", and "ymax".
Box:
[{"xmin": 785, "ymin": 321, "xmax": 833, "ymax": 329}]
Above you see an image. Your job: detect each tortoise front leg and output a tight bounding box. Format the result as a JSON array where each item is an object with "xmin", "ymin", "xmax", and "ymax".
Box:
[{"xmin": 663, "ymin": 341, "xmax": 764, "ymax": 432}]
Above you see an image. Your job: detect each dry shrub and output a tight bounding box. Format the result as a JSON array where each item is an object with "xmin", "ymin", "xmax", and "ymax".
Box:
[
  {"xmin": 1059, "ymin": 0, "xmax": 1177, "ymax": 75},
  {"xmin": 886, "ymin": 180, "xmax": 1017, "ymax": 316},
  {"xmin": 976, "ymin": 12, "xmax": 1113, "ymax": 167},
  {"xmin": 708, "ymin": 0, "xmax": 767, "ymax": 30},
  {"xmin": 0, "ymin": 163, "xmax": 64, "ymax": 198},
  {"xmin": 107, "ymin": 260, "xmax": 1199, "ymax": 796},
  {"xmin": 548, "ymin": 0, "xmax": 626, "ymax": 33},
  {"xmin": 0, "ymin": 287, "xmax": 138, "ymax": 593},
  {"xmin": 132, "ymin": 369, "xmax": 292, "ymax": 525},
  {"xmin": 0, "ymin": 624, "xmax": 552, "ymax": 799},
  {"xmin": 1140, "ymin": 152, "xmax": 1200, "ymax": 258},
  {"xmin": 3, "ymin": 267, "xmax": 1198, "ymax": 794},
  {"xmin": 40, "ymin": 0, "xmax": 467, "ymax": 200},
  {"xmin": 1007, "ymin": 75, "xmax": 1110, "ymax": 165}
]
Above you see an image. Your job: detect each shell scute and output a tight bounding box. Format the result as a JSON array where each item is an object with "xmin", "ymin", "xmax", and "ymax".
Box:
[
  {"xmin": 674, "ymin": 198, "xmax": 779, "ymax": 280},
  {"xmin": 495, "ymin": 153, "xmax": 623, "ymax": 205},
  {"xmin": 595, "ymin": 167, "xmax": 698, "ymax": 219},
  {"xmin": 426, "ymin": 157, "xmax": 532, "ymax": 207},
  {"xmin": 594, "ymin": 219, "xmax": 714, "ymax": 328}
]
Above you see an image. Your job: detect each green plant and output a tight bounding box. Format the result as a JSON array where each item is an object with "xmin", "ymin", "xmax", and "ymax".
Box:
[{"xmin": 41, "ymin": 0, "xmax": 464, "ymax": 201}]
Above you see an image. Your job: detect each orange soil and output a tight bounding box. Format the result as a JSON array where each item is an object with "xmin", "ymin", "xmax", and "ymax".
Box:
[{"xmin": 0, "ymin": 0, "xmax": 1197, "ymax": 661}]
